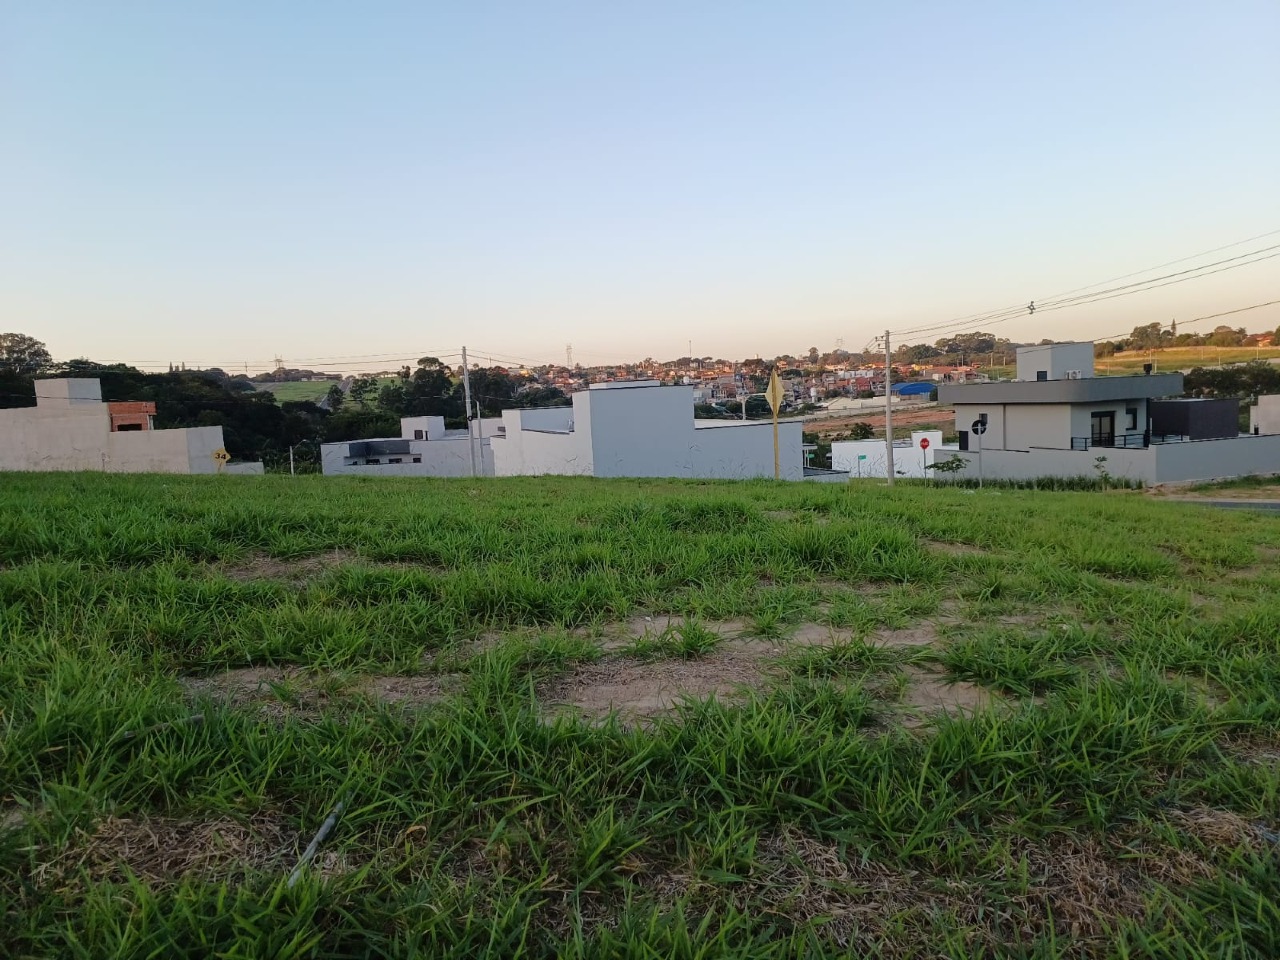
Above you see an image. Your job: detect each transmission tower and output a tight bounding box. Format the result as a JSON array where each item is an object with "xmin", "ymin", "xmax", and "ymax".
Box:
[{"xmin": 565, "ymin": 344, "xmax": 573, "ymax": 368}]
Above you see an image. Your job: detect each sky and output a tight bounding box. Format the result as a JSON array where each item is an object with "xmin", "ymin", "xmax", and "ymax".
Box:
[{"xmin": 3, "ymin": 1, "xmax": 1279, "ymax": 372}]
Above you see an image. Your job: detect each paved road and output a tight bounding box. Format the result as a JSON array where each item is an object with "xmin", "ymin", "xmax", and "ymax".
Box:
[{"xmin": 1175, "ymin": 498, "xmax": 1280, "ymax": 513}]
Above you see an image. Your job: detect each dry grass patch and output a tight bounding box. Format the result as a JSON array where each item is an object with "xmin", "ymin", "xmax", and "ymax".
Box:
[
  {"xmin": 1163, "ymin": 806, "xmax": 1277, "ymax": 850},
  {"xmin": 35, "ymin": 814, "xmax": 298, "ymax": 888},
  {"xmin": 1221, "ymin": 732, "xmax": 1280, "ymax": 767},
  {"xmin": 542, "ymin": 643, "xmax": 781, "ymax": 726},
  {"xmin": 649, "ymin": 826, "xmax": 1211, "ymax": 956},
  {"xmin": 220, "ymin": 549, "xmax": 359, "ymax": 583}
]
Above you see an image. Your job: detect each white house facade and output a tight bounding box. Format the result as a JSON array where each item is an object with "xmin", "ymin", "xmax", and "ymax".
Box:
[
  {"xmin": 491, "ymin": 381, "xmax": 808, "ymax": 480},
  {"xmin": 937, "ymin": 344, "xmax": 1280, "ymax": 484},
  {"xmin": 320, "ymin": 416, "xmax": 499, "ymax": 477}
]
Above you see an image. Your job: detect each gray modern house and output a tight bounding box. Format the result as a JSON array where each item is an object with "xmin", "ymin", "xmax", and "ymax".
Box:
[{"xmin": 938, "ymin": 343, "xmax": 1280, "ymax": 484}]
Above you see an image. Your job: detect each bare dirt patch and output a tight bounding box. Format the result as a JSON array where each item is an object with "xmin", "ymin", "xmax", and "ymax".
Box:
[
  {"xmin": 788, "ymin": 622, "xmax": 857, "ymax": 647},
  {"xmin": 1163, "ymin": 670, "xmax": 1229, "ymax": 708},
  {"xmin": 869, "ymin": 625, "xmax": 940, "ymax": 649},
  {"xmin": 897, "ymin": 666, "xmax": 994, "ymax": 726},
  {"xmin": 2, "ymin": 805, "xmax": 28, "ymax": 832},
  {"xmin": 183, "ymin": 665, "xmax": 458, "ymax": 715},
  {"xmin": 583, "ymin": 616, "xmax": 749, "ymax": 652},
  {"xmin": 36, "ymin": 814, "xmax": 297, "ymax": 887},
  {"xmin": 925, "ymin": 540, "xmax": 988, "ymax": 557},
  {"xmin": 544, "ymin": 644, "xmax": 780, "ymax": 725},
  {"xmin": 221, "ymin": 549, "xmax": 358, "ymax": 583},
  {"xmin": 182, "ymin": 666, "xmax": 312, "ymax": 718},
  {"xmin": 362, "ymin": 674, "xmax": 458, "ymax": 707}
]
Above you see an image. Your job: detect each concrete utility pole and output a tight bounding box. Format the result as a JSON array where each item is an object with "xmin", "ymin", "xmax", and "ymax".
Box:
[
  {"xmin": 884, "ymin": 330, "xmax": 895, "ymax": 486},
  {"xmin": 461, "ymin": 346, "xmax": 477, "ymax": 477}
]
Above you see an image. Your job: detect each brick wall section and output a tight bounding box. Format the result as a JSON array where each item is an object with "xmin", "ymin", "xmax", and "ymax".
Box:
[{"xmin": 108, "ymin": 401, "xmax": 155, "ymax": 432}]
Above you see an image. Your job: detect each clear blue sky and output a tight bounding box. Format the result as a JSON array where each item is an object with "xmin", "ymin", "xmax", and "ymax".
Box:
[{"xmin": 3, "ymin": 1, "xmax": 1278, "ymax": 371}]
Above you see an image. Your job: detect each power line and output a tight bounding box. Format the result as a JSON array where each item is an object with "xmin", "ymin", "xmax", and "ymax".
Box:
[
  {"xmin": 890, "ymin": 230, "xmax": 1280, "ymax": 341},
  {"xmin": 892, "ymin": 245, "xmax": 1280, "ymax": 341}
]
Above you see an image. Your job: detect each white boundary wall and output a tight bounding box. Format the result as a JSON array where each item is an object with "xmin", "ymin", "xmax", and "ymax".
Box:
[
  {"xmin": 944, "ymin": 435, "xmax": 1280, "ymax": 484},
  {"xmin": 832, "ymin": 431, "xmax": 949, "ymax": 479},
  {"xmin": 1252, "ymin": 395, "xmax": 1280, "ymax": 436},
  {"xmin": 0, "ymin": 379, "xmax": 236, "ymax": 474}
]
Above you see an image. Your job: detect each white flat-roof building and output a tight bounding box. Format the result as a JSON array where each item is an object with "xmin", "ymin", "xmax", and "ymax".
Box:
[
  {"xmin": 492, "ymin": 380, "xmax": 808, "ymax": 480},
  {"xmin": 0, "ymin": 378, "xmax": 262, "ymax": 474},
  {"xmin": 320, "ymin": 416, "xmax": 500, "ymax": 477}
]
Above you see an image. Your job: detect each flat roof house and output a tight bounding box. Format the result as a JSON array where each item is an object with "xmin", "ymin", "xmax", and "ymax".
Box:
[
  {"xmin": 938, "ymin": 344, "xmax": 1280, "ymax": 484},
  {"xmin": 491, "ymin": 380, "xmax": 810, "ymax": 480},
  {"xmin": 320, "ymin": 416, "xmax": 500, "ymax": 477},
  {"xmin": 0, "ymin": 378, "xmax": 262, "ymax": 474}
]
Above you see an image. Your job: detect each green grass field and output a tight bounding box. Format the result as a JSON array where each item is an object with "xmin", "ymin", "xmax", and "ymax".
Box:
[
  {"xmin": 1099, "ymin": 347, "xmax": 1280, "ymax": 375},
  {"xmin": 252, "ymin": 380, "xmax": 339, "ymax": 403},
  {"xmin": 983, "ymin": 346, "xmax": 1280, "ymax": 380},
  {"xmin": 3, "ymin": 474, "xmax": 1279, "ymax": 957}
]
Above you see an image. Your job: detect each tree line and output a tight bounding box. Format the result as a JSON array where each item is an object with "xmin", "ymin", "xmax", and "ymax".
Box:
[{"xmin": 1095, "ymin": 321, "xmax": 1280, "ymax": 356}]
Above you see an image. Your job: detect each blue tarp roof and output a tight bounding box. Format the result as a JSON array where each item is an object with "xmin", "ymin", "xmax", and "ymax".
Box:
[{"xmin": 892, "ymin": 382, "xmax": 935, "ymax": 395}]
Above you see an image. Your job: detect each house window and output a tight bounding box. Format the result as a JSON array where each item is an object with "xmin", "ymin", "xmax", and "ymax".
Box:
[
  {"xmin": 365, "ymin": 458, "xmax": 380, "ymax": 465},
  {"xmin": 414, "ymin": 430, "xmax": 424, "ymax": 440},
  {"xmin": 412, "ymin": 457, "xmax": 422, "ymax": 463},
  {"xmin": 1036, "ymin": 370, "xmax": 1048, "ymax": 381},
  {"xmin": 1090, "ymin": 412, "xmax": 1115, "ymax": 447},
  {"xmin": 115, "ymin": 423, "xmax": 143, "ymax": 432},
  {"xmin": 1126, "ymin": 407, "xmax": 1138, "ymax": 431},
  {"xmin": 388, "ymin": 458, "xmax": 402, "ymax": 464}
]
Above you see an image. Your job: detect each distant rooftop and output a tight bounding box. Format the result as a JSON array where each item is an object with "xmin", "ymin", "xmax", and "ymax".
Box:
[{"xmin": 588, "ymin": 380, "xmax": 662, "ymax": 390}]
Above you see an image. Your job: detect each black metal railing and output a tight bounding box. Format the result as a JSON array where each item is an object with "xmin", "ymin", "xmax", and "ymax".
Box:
[{"xmin": 1070, "ymin": 434, "xmax": 1148, "ymax": 450}]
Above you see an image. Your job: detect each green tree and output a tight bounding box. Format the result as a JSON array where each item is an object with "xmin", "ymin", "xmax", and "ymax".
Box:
[
  {"xmin": 348, "ymin": 376, "xmax": 379, "ymax": 406},
  {"xmin": 0, "ymin": 333, "xmax": 52, "ymax": 374},
  {"xmin": 324, "ymin": 384, "xmax": 345, "ymax": 410},
  {"xmin": 1128, "ymin": 322, "xmax": 1166, "ymax": 350},
  {"xmin": 1207, "ymin": 326, "xmax": 1245, "ymax": 347}
]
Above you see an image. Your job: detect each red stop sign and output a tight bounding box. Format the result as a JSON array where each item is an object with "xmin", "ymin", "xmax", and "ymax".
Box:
[{"xmin": 919, "ymin": 437, "xmax": 930, "ymax": 450}]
